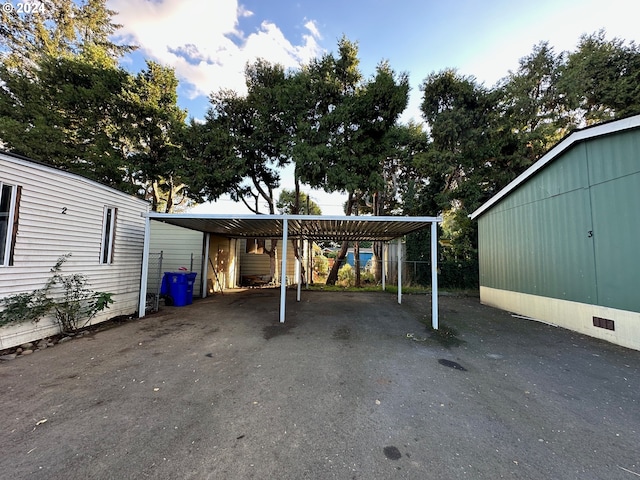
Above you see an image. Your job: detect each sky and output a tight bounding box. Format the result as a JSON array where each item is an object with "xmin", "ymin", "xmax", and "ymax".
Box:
[{"xmin": 107, "ymin": 0, "xmax": 638, "ymax": 215}]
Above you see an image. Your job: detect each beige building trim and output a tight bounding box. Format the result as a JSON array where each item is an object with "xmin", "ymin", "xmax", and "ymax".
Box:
[{"xmin": 481, "ymin": 286, "xmax": 640, "ymax": 351}]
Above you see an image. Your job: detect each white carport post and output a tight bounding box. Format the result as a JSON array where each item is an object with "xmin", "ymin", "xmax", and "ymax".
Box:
[
  {"xmin": 431, "ymin": 221, "xmax": 439, "ymax": 330},
  {"xmin": 138, "ymin": 215, "xmax": 152, "ymax": 318},
  {"xmin": 308, "ymin": 239, "xmax": 312, "ymax": 288},
  {"xmin": 279, "ymin": 218, "xmax": 289, "ymax": 323},
  {"xmin": 381, "ymin": 242, "xmax": 386, "ymax": 291},
  {"xmin": 203, "ymin": 233, "xmax": 210, "ymax": 298},
  {"xmin": 397, "ymin": 237, "xmax": 402, "ymax": 304},
  {"xmin": 296, "ymin": 240, "xmax": 302, "ymax": 302}
]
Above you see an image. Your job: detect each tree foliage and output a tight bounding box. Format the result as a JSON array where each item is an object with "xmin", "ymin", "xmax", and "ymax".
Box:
[
  {"xmin": 124, "ymin": 61, "xmax": 189, "ymax": 212},
  {"xmin": 277, "ymin": 189, "xmax": 322, "ymax": 215},
  {"xmin": 0, "ymin": 1, "xmax": 195, "ymax": 211},
  {"xmin": 201, "ymin": 60, "xmax": 293, "ymax": 214},
  {"xmin": 407, "ymin": 30, "xmax": 640, "ymax": 287},
  {"xmin": 0, "ymin": 0, "xmax": 134, "ymax": 189},
  {"xmin": 0, "ymin": 54, "xmax": 133, "ymax": 191},
  {"xmin": 287, "ymin": 38, "xmax": 410, "ymax": 284},
  {"xmin": 558, "ymin": 30, "xmax": 640, "ymax": 123},
  {"xmin": 293, "ymin": 39, "xmax": 409, "ymax": 198},
  {"xmin": 0, "ymin": 0, "xmax": 134, "ymax": 70}
]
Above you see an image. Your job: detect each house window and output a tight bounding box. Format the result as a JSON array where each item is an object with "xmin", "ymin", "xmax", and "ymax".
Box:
[
  {"xmin": 100, "ymin": 206, "xmax": 117, "ymax": 264},
  {"xmin": 0, "ymin": 182, "xmax": 19, "ymax": 267}
]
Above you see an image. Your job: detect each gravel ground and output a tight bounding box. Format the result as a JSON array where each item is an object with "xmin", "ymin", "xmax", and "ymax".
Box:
[{"xmin": 1, "ymin": 288, "xmax": 639, "ymax": 480}]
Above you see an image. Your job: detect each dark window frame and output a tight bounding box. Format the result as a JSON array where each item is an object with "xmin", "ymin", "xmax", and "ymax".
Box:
[
  {"xmin": 100, "ymin": 206, "xmax": 117, "ymax": 264},
  {"xmin": 0, "ymin": 182, "xmax": 20, "ymax": 267}
]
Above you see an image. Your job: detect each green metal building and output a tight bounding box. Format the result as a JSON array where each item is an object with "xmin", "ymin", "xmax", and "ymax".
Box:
[{"xmin": 470, "ymin": 115, "xmax": 640, "ymax": 351}]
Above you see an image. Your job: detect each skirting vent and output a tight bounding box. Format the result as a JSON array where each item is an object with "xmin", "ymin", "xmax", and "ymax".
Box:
[{"xmin": 593, "ymin": 316, "xmax": 615, "ymax": 331}]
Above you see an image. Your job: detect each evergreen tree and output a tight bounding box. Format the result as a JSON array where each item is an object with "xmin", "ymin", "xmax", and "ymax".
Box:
[
  {"xmin": 124, "ymin": 61, "xmax": 189, "ymax": 212},
  {"xmin": 558, "ymin": 30, "xmax": 640, "ymax": 123},
  {"xmin": 0, "ymin": 0, "xmax": 137, "ymax": 189}
]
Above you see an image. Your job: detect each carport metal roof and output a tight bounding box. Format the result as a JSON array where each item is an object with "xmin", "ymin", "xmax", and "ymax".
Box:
[
  {"xmin": 139, "ymin": 213, "xmax": 442, "ymax": 328},
  {"xmin": 143, "ymin": 213, "xmax": 439, "ymax": 242}
]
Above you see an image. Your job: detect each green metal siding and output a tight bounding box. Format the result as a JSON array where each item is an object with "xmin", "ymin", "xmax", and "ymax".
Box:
[
  {"xmin": 479, "ymin": 128, "xmax": 640, "ymax": 312},
  {"xmin": 590, "ymin": 173, "xmax": 640, "ymax": 311},
  {"xmin": 479, "ymin": 175, "xmax": 597, "ymax": 303},
  {"xmin": 587, "ymin": 129, "xmax": 640, "ymax": 312},
  {"xmin": 587, "ymin": 130, "xmax": 640, "ymax": 185},
  {"xmin": 490, "ymin": 144, "xmax": 591, "ymax": 214}
]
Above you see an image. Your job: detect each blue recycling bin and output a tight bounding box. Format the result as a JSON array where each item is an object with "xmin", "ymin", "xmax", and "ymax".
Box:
[{"xmin": 161, "ymin": 271, "xmax": 197, "ymax": 307}]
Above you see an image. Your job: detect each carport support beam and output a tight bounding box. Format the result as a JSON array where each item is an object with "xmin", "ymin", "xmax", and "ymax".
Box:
[
  {"xmin": 381, "ymin": 243, "xmax": 386, "ymax": 291},
  {"xmin": 431, "ymin": 221, "xmax": 439, "ymax": 330},
  {"xmin": 397, "ymin": 237, "xmax": 402, "ymax": 304},
  {"xmin": 138, "ymin": 215, "xmax": 152, "ymax": 318},
  {"xmin": 279, "ymin": 219, "xmax": 289, "ymax": 323},
  {"xmin": 308, "ymin": 239, "xmax": 312, "ymax": 287},
  {"xmin": 203, "ymin": 233, "xmax": 210, "ymax": 298},
  {"xmin": 296, "ymin": 240, "xmax": 301, "ymax": 302}
]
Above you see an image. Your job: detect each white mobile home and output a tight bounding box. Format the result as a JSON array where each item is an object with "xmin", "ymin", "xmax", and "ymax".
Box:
[{"xmin": 0, "ymin": 152, "xmax": 149, "ymax": 349}]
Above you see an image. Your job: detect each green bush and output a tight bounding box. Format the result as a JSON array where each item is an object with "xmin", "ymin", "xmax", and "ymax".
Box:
[
  {"xmin": 337, "ymin": 263, "xmax": 355, "ymax": 287},
  {"xmin": 314, "ymin": 254, "xmax": 329, "ymax": 275},
  {"xmin": 405, "ymin": 259, "xmax": 479, "ymax": 289},
  {"xmin": 360, "ymin": 271, "xmax": 375, "ymax": 284},
  {"xmin": 438, "ymin": 258, "xmax": 479, "ymax": 289},
  {"xmin": 405, "ymin": 227, "xmax": 479, "ymax": 290}
]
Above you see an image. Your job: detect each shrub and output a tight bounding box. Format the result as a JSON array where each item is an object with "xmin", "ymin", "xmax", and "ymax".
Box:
[
  {"xmin": 314, "ymin": 254, "xmax": 329, "ymax": 275},
  {"xmin": 0, "ymin": 254, "xmax": 113, "ymax": 333},
  {"xmin": 360, "ymin": 271, "xmax": 375, "ymax": 284},
  {"xmin": 337, "ymin": 263, "xmax": 355, "ymax": 287}
]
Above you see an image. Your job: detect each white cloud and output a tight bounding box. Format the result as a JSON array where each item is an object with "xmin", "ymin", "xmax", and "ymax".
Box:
[
  {"xmin": 238, "ymin": 4, "xmax": 253, "ymax": 18},
  {"xmin": 108, "ymin": 0, "xmax": 323, "ymax": 98},
  {"xmin": 304, "ymin": 20, "xmax": 321, "ymax": 40}
]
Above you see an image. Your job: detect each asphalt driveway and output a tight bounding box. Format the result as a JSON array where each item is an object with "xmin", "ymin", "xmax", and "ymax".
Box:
[{"xmin": 1, "ymin": 289, "xmax": 639, "ymax": 479}]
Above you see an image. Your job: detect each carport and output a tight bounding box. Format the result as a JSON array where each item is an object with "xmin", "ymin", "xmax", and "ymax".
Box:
[{"xmin": 138, "ymin": 214, "xmax": 442, "ymax": 328}]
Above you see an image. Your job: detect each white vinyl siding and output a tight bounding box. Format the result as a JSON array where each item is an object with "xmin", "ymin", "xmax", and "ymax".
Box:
[
  {"xmin": 0, "ymin": 154, "xmax": 149, "ymax": 349},
  {"xmin": 148, "ymin": 221, "xmax": 204, "ymax": 296}
]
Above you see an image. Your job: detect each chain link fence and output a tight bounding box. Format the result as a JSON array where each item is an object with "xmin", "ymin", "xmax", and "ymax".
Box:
[
  {"xmin": 384, "ymin": 259, "xmax": 478, "ymax": 289},
  {"xmin": 146, "ymin": 251, "xmax": 204, "ymax": 312},
  {"xmin": 334, "ymin": 258, "xmax": 478, "ymax": 289}
]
